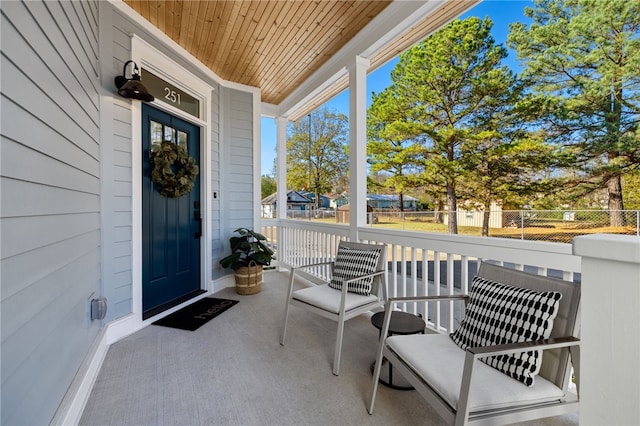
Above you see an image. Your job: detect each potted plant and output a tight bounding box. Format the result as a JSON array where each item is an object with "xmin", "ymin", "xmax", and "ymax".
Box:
[{"xmin": 219, "ymin": 228, "xmax": 274, "ymax": 295}]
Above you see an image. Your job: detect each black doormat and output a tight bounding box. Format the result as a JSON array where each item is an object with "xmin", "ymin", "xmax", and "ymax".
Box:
[{"xmin": 153, "ymin": 297, "xmax": 239, "ymax": 331}]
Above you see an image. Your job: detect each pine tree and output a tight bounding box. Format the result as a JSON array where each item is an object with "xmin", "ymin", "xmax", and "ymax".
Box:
[
  {"xmin": 371, "ymin": 17, "xmax": 529, "ymax": 234},
  {"xmin": 508, "ymin": 0, "xmax": 640, "ymax": 226},
  {"xmin": 367, "ymin": 88, "xmax": 430, "ymax": 212}
]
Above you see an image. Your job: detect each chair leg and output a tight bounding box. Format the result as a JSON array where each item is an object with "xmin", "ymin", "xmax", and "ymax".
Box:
[
  {"xmin": 280, "ymin": 300, "xmax": 290, "ymax": 346},
  {"xmin": 333, "ymin": 317, "xmax": 345, "ymax": 376},
  {"xmin": 368, "ymin": 363, "xmax": 382, "ymax": 414},
  {"xmin": 280, "ymin": 269, "xmax": 296, "ymax": 346},
  {"xmin": 368, "ymin": 334, "xmax": 387, "ymax": 414}
]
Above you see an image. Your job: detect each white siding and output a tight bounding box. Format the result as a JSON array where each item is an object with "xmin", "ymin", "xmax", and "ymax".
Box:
[
  {"xmin": 210, "ymin": 85, "xmax": 222, "ymax": 278},
  {"xmin": 227, "ymin": 89, "xmax": 255, "ymax": 224},
  {"xmin": 105, "ymin": 98, "xmax": 134, "ymax": 319},
  {"xmin": 101, "ymin": 11, "xmax": 135, "ymax": 321},
  {"xmin": 214, "ymin": 88, "xmax": 255, "ymax": 280},
  {"xmin": 0, "ymin": 1, "xmax": 101, "ymax": 424}
]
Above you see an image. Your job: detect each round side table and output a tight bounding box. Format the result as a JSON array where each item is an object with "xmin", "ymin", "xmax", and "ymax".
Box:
[{"xmin": 370, "ymin": 310, "xmax": 425, "ymax": 390}]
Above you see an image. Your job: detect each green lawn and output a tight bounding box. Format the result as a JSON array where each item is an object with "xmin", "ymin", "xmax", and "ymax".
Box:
[{"xmin": 304, "ymin": 215, "xmax": 637, "ymax": 243}]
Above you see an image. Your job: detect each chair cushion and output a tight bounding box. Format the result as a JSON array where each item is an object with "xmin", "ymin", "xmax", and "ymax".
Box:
[
  {"xmin": 328, "ymin": 245, "xmax": 382, "ymax": 296},
  {"xmin": 387, "ymin": 334, "xmax": 566, "ymax": 412},
  {"xmin": 292, "ymin": 284, "xmax": 379, "ymax": 314},
  {"xmin": 450, "ymin": 276, "xmax": 562, "ymax": 386}
]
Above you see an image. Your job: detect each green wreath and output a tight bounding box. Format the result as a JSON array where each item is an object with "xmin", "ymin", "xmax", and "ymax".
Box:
[{"xmin": 150, "ymin": 141, "xmax": 199, "ymax": 198}]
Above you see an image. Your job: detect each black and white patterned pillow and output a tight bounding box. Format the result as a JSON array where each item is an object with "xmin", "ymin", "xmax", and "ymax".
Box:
[
  {"xmin": 328, "ymin": 246, "xmax": 382, "ymax": 296},
  {"xmin": 450, "ymin": 275, "xmax": 562, "ymax": 386}
]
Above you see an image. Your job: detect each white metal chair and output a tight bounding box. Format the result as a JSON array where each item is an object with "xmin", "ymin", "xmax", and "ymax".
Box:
[
  {"xmin": 280, "ymin": 241, "xmax": 388, "ymax": 375},
  {"xmin": 368, "ymin": 262, "xmax": 580, "ymax": 425}
]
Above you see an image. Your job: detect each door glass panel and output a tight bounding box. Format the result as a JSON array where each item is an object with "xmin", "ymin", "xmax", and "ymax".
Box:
[
  {"xmin": 150, "ymin": 120, "xmax": 163, "ymax": 147},
  {"xmin": 163, "ymin": 126, "xmax": 176, "ymax": 143},
  {"xmin": 177, "ymin": 131, "xmax": 188, "ymax": 150},
  {"xmin": 150, "ymin": 120, "xmax": 189, "ymax": 152}
]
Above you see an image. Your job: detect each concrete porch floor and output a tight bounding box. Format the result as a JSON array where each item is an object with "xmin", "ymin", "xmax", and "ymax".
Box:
[{"xmin": 79, "ymin": 270, "xmax": 579, "ymax": 426}]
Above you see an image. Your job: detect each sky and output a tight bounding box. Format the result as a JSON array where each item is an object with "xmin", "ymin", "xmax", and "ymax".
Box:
[{"xmin": 260, "ymin": 0, "xmax": 534, "ymax": 174}]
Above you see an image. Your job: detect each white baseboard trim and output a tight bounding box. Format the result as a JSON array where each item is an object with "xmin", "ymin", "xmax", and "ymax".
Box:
[
  {"xmin": 50, "ymin": 326, "xmax": 110, "ymax": 426},
  {"xmin": 212, "ymin": 274, "xmax": 235, "ymax": 293},
  {"xmin": 50, "ymin": 311, "xmax": 163, "ymax": 425}
]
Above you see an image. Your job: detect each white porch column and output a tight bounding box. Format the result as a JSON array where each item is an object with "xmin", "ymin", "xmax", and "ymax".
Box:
[
  {"xmin": 348, "ymin": 56, "xmax": 369, "ymax": 241},
  {"xmin": 275, "ymin": 116, "xmax": 288, "ymax": 272},
  {"xmin": 275, "ymin": 116, "xmax": 288, "ymax": 219},
  {"xmin": 572, "ymin": 234, "xmax": 640, "ymax": 426}
]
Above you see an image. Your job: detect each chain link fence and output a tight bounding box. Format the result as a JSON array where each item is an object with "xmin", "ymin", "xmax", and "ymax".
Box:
[
  {"xmin": 373, "ymin": 210, "xmax": 639, "ymax": 243},
  {"xmin": 280, "ymin": 209, "xmax": 640, "ymax": 243}
]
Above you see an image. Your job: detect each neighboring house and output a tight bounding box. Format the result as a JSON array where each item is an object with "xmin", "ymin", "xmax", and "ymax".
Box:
[
  {"xmin": 336, "ymin": 203, "xmax": 375, "ymax": 224},
  {"xmin": 261, "ymin": 190, "xmax": 314, "ymax": 218},
  {"xmin": 442, "ymin": 201, "xmax": 525, "ymax": 229},
  {"xmin": 367, "ymin": 194, "xmax": 418, "ymax": 211},
  {"xmin": 329, "ymin": 193, "xmax": 350, "ymax": 209},
  {"xmin": 299, "ymin": 191, "xmax": 331, "ymax": 209},
  {"xmin": 449, "ymin": 201, "xmax": 505, "ymax": 228}
]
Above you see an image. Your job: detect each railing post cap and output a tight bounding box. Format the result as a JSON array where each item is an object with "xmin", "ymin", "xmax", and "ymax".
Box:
[{"xmin": 573, "ymin": 234, "xmax": 640, "ymax": 264}]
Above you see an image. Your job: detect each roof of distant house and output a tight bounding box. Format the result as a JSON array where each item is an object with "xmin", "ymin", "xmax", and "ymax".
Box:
[
  {"xmin": 367, "ymin": 194, "xmax": 418, "ymax": 201},
  {"xmin": 261, "ymin": 190, "xmax": 313, "ymax": 205}
]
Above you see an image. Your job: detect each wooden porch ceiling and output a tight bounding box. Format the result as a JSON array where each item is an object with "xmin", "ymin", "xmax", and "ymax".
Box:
[{"xmin": 123, "ymin": 0, "xmax": 478, "ymax": 114}]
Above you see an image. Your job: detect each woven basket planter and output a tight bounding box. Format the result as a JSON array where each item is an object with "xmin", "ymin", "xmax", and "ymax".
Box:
[{"xmin": 234, "ymin": 263, "xmax": 263, "ymax": 295}]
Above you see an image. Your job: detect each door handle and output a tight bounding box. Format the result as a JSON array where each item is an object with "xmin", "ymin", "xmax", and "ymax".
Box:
[
  {"xmin": 194, "ymin": 218, "xmax": 202, "ymax": 239},
  {"xmin": 194, "ymin": 211, "xmax": 202, "ymax": 239}
]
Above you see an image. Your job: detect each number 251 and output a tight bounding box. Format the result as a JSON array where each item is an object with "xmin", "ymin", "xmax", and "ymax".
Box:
[{"xmin": 164, "ymin": 88, "xmax": 181, "ymax": 104}]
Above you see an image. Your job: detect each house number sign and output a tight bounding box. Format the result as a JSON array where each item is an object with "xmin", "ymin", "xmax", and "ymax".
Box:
[{"xmin": 142, "ymin": 68, "xmax": 200, "ymax": 119}]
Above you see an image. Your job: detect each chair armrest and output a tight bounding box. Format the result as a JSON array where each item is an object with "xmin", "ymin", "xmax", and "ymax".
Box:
[
  {"xmin": 375, "ymin": 295, "xmax": 469, "ymax": 344},
  {"xmin": 342, "ymin": 269, "xmax": 386, "ymax": 284},
  {"xmin": 456, "ymin": 336, "xmax": 581, "ymax": 422},
  {"xmin": 466, "ymin": 336, "xmax": 580, "ymax": 358},
  {"xmin": 285, "ymin": 260, "xmax": 335, "ymax": 299},
  {"xmin": 378, "ymin": 294, "xmax": 469, "ymax": 331},
  {"xmin": 292, "ymin": 263, "xmax": 383, "ymax": 289},
  {"xmin": 387, "ymin": 295, "xmax": 469, "ymax": 305},
  {"xmin": 290, "ymin": 260, "xmax": 334, "ymax": 271},
  {"xmin": 385, "ymin": 295, "xmax": 469, "ymax": 318},
  {"xmin": 336, "ymin": 270, "xmax": 388, "ymax": 310}
]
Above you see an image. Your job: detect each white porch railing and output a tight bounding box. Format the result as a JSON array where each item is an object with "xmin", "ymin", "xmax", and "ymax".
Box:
[{"xmin": 261, "ymin": 219, "xmax": 581, "ymax": 333}]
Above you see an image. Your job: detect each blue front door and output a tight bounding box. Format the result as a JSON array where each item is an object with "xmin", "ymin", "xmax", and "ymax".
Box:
[{"xmin": 142, "ymin": 104, "xmax": 202, "ymax": 319}]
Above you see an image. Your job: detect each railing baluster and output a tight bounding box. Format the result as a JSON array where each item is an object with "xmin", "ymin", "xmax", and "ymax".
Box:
[
  {"xmin": 410, "ymin": 247, "xmax": 418, "ymax": 315},
  {"xmin": 447, "ymin": 253, "xmax": 454, "ymax": 331},
  {"xmin": 434, "ymin": 250, "xmax": 441, "ymax": 331},
  {"xmin": 400, "ymin": 244, "xmax": 407, "ymax": 312},
  {"xmin": 391, "ymin": 244, "xmax": 398, "ymax": 300},
  {"xmin": 262, "ymin": 220, "xmax": 581, "ymax": 335},
  {"xmin": 422, "ymin": 249, "xmax": 429, "ymax": 322},
  {"xmin": 461, "ymin": 255, "xmax": 469, "ymax": 294}
]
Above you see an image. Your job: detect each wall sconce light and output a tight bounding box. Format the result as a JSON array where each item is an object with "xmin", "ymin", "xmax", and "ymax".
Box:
[{"xmin": 114, "ymin": 60, "xmax": 154, "ymax": 102}]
